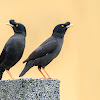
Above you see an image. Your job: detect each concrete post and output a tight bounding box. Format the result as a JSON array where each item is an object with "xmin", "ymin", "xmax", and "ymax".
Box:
[{"xmin": 0, "ymin": 78, "xmax": 60, "ymax": 100}]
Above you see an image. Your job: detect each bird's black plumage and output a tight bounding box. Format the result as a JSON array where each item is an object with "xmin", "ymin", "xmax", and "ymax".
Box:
[
  {"xmin": 19, "ymin": 22, "xmax": 73, "ymax": 77},
  {"xmin": 0, "ymin": 20, "xmax": 26, "ymax": 80}
]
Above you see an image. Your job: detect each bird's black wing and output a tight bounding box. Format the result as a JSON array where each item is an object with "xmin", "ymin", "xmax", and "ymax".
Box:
[
  {"xmin": 0, "ymin": 48, "xmax": 6, "ymax": 64},
  {"xmin": 0, "ymin": 48, "xmax": 6, "ymax": 80},
  {"xmin": 23, "ymin": 37, "xmax": 58, "ymax": 63}
]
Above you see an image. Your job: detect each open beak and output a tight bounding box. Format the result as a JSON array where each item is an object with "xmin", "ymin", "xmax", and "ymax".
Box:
[
  {"xmin": 66, "ymin": 24, "xmax": 74, "ymax": 28},
  {"xmin": 5, "ymin": 23, "xmax": 13, "ymax": 27}
]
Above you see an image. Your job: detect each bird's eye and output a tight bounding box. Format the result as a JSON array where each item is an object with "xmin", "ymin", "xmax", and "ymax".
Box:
[
  {"xmin": 61, "ymin": 25, "xmax": 64, "ymax": 28},
  {"xmin": 16, "ymin": 24, "xmax": 18, "ymax": 27}
]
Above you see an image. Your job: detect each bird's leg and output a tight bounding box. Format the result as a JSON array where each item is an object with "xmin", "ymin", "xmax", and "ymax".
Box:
[
  {"xmin": 42, "ymin": 68, "xmax": 52, "ymax": 79},
  {"xmin": 6, "ymin": 70, "xmax": 14, "ymax": 79},
  {"xmin": 38, "ymin": 68, "xmax": 47, "ymax": 79}
]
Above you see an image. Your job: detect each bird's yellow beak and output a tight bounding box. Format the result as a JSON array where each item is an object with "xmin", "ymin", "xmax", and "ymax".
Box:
[
  {"xmin": 5, "ymin": 23, "xmax": 13, "ymax": 27},
  {"xmin": 66, "ymin": 24, "xmax": 74, "ymax": 28}
]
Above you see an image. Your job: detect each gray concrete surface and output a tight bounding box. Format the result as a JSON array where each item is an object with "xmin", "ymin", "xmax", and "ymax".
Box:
[{"xmin": 0, "ymin": 78, "xmax": 60, "ymax": 100}]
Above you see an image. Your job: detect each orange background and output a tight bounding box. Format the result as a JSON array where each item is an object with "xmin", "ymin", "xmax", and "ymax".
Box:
[{"xmin": 0, "ymin": 0, "xmax": 100, "ymax": 100}]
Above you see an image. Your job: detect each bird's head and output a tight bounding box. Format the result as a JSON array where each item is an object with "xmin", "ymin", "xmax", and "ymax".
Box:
[
  {"xmin": 52, "ymin": 22, "xmax": 74, "ymax": 38},
  {"xmin": 6, "ymin": 20, "xmax": 26, "ymax": 36}
]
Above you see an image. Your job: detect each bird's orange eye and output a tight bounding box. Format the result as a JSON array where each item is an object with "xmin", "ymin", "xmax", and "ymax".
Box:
[
  {"xmin": 61, "ymin": 25, "xmax": 64, "ymax": 27},
  {"xmin": 16, "ymin": 24, "xmax": 18, "ymax": 27}
]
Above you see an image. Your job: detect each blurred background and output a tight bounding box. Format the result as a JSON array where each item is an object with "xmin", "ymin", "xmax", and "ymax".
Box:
[{"xmin": 0, "ymin": 0, "xmax": 100, "ymax": 100}]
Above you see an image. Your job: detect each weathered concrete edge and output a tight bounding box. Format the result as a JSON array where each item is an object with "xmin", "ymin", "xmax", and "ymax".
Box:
[{"xmin": 0, "ymin": 78, "xmax": 60, "ymax": 82}]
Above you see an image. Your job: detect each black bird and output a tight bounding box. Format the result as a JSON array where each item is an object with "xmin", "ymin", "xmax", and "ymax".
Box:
[
  {"xmin": 0, "ymin": 20, "xmax": 26, "ymax": 80},
  {"xmin": 19, "ymin": 22, "xmax": 74, "ymax": 78}
]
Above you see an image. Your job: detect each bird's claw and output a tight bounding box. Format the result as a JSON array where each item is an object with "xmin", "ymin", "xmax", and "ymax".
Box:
[{"xmin": 48, "ymin": 78, "xmax": 58, "ymax": 80}]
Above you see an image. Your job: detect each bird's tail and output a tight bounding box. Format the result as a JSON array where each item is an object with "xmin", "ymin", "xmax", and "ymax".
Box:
[
  {"xmin": 0, "ymin": 66, "xmax": 5, "ymax": 80},
  {"xmin": 19, "ymin": 60, "xmax": 34, "ymax": 77}
]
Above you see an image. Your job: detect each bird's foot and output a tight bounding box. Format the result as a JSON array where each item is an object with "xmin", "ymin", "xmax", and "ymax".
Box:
[
  {"xmin": 48, "ymin": 77, "xmax": 58, "ymax": 80},
  {"xmin": 40, "ymin": 77, "xmax": 47, "ymax": 79}
]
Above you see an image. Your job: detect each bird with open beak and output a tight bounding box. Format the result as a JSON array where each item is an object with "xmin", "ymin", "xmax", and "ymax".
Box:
[
  {"xmin": 19, "ymin": 21, "xmax": 74, "ymax": 79},
  {"xmin": 0, "ymin": 20, "xmax": 26, "ymax": 80}
]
